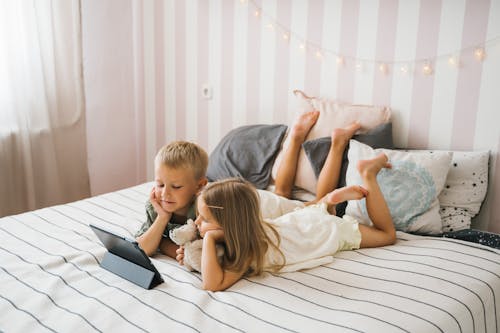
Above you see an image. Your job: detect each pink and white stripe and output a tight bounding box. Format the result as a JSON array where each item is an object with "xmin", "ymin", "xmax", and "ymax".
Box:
[
  {"xmin": 336, "ymin": 0, "xmax": 359, "ymax": 103},
  {"xmin": 272, "ymin": 0, "xmax": 291, "ymax": 124},
  {"xmin": 372, "ymin": 0, "xmax": 398, "ymax": 107},
  {"xmin": 407, "ymin": 0, "xmax": 441, "ymax": 149},
  {"xmin": 451, "ymin": 0, "xmax": 490, "ymax": 150}
]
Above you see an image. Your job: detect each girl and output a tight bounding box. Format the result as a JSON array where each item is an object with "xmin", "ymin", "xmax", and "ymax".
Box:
[{"xmin": 178, "ymin": 153, "xmax": 396, "ymax": 291}]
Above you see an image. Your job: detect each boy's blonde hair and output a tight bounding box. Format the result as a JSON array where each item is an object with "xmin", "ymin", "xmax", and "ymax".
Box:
[
  {"xmin": 155, "ymin": 141, "xmax": 208, "ymax": 179},
  {"xmin": 201, "ymin": 178, "xmax": 285, "ymax": 276}
]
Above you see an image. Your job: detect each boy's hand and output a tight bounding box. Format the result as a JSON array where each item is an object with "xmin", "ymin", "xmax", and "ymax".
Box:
[
  {"xmin": 176, "ymin": 246, "xmax": 185, "ymax": 265},
  {"xmin": 149, "ymin": 187, "xmax": 171, "ymax": 220}
]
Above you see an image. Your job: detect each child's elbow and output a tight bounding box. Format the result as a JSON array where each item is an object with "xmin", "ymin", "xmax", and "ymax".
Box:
[
  {"xmin": 201, "ymin": 273, "xmax": 237, "ymax": 291},
  {"xmin": 201, "ymin": 279, "xmax": 228, "ymax": 292},
  {"xmin": 379, "ymin": 229, "xmax": 397, "ymax": 247},
  {"xmin": 136, "ymin": 238, "xmax": 154, "ymax": 256},
  {"xmin": 387, "ymin": 230, "xmax": 397, "ymax": 245}
]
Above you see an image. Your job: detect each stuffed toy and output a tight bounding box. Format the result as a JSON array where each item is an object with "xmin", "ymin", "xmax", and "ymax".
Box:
[{"xmin": 169, "ymin": 219, "xmax": 225, "ymax": 272}]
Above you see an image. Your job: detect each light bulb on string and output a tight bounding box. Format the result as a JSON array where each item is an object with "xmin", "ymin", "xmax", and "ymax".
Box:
[
  {"xmin": 254, "ymin": 9, "xmax": 261, "ymax": 17},
  {"xmin": 336, "ymin": 56, "xmax": 345, "ymax": 66},
  {"xmin": 315, "ymin": 50, "xmax": 323, "ymax": 60},
  {"xmin": 422, "ymin": 61, "xmax": 433, "ymax": 75},
  {"xmin": 355, "ymin": 61, "xmax": 364, "ymax": 72},
  {"xmin": 282, "ymin": 32, "xmax": 290, "ymax": 41},
  {"xmin": 378, "ymin": 63, "xmax": 388, "ymax": 75},
  {"xmin": 448, "ymin": 55, "xmax": 460, "ymax": 68},
  {"xmin": 399, "ymin": 64, "xmax": 410, "ymax": 75},
  {"xmin": 474, "ymin": 47, "xmax": 486, "ymax": 61}
]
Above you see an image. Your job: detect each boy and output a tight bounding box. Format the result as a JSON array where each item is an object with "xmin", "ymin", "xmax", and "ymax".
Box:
[{"xmin": 136, "ymin": 141, "xmax": 208, "ymax": 258}]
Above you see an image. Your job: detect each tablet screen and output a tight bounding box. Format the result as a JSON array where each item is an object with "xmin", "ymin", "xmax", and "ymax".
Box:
[{"xmin": 90, "ymin": 224, "xmax": 158, "ymax": 272}]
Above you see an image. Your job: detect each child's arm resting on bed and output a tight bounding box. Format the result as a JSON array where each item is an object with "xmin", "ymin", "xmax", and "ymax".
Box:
[{"xmin": 201, "ymin": 231, "xmax": 246, "ymax": 291}]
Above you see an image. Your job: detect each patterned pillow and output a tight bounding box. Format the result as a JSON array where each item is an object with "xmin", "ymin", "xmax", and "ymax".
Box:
[
  {"xmin": 345, "ymin": 140, "xmax": 452, "ymax": 235},
  {"xmin": 438, "ymin": 151, "xmax": 489, "ymax": 232},
  {"xmin": 440, "ymin": 207, "xmax": 472, "ymax": 232},
  {"xmin": 271, "ymin": 91, "xmax": 391, "ymax": 194}
]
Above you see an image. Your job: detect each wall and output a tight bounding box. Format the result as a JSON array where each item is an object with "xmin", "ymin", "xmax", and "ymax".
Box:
[
  {"xmin": 82, "ymin": 0, "xmax": 500, "ymax": 232},
  {"xmin": 82, "ymin": 0, "xmax": 146, "ymax": 195}
]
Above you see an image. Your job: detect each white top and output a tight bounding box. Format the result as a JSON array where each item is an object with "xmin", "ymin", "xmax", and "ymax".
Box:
[{"xmin": 257, "ymin": 190, "xmax": 361, "ymax": 272}]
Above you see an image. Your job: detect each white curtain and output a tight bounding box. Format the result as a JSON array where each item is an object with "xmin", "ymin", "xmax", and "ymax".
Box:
[{"xmin": 0, "ymin": 0, "xmax": 90, "ymax": 217}]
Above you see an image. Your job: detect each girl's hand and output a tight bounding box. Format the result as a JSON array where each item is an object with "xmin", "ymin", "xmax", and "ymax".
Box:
[
  {"xmin": 176, "ymin": 246, "xmax": 185, "ymax": 265},
  {"xmin": 204, "ymin": 228, "xmax": 225, "ymax": 242},
  {"xmin": 149, "ymin": 187, "xmax": 170, "ymax": 219},
  {"xmin": 200, "ymin": 231, "xmax": 244, "ymax": 291}
]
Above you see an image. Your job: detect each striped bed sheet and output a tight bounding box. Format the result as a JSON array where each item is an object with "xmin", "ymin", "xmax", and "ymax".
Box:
[{"xmin": 0, "ymin": 182, "xmax": 499, "ymax": 333}]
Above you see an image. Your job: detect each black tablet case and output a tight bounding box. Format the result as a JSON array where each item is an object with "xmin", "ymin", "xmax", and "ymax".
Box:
[{"xmin": 90, "ymin": 224, "xmax": 164, "ymax": 289}]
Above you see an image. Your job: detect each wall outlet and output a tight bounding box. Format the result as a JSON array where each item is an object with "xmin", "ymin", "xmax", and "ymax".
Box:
[{"xmin": 201, "ymin": 84, "xmax": 212, "ymax": 99}]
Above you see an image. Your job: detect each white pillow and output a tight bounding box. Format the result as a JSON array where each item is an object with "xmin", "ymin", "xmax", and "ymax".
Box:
[
  {"xmin": 345, "ymin": 140, "xmax": 452, "ymax": 235},
  {"xmin": 271, "ymin": 91, "xmax": 391, "ymax": 194},
  {"xmin": 438, "ymin": 151, "xmax": 489, "ymax": 232}
]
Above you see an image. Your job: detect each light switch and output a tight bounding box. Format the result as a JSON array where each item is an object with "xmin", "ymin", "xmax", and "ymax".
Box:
[{"xmin": 201, "ymin": 84, "xmax": 212, "ymax": 99}]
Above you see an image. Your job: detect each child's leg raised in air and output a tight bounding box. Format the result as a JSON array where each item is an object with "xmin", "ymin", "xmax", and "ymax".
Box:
[
  {"xmin": 307, "ymin": 122, "xmax": 361, "ymax": 213},
  {"xmin": 357, "ymin": 153, "xmax": 396, "ymax": 248},
  {"xmin": 274, "ymin": 110, "xmax": 319, "ymax": 198},
  {"xmin": 315, "ymin": 122, "xmax": 361, "ymax": 200}
]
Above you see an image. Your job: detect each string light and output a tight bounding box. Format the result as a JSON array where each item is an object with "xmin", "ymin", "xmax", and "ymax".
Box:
[
  {"xmin": 474, "ymin": 47, "xmax": 486, "ymax": 61},
  {"xmin": 378, "ymin": 63, "xmax": 388, "ymax": 75},
  {"xmin": 243, "ymin": 0, "xmax": 498, "ymax": 74},
  {"xmin": 422, "ymin": 61, "xmax": 433, "ymax": 75},
  {"xmin": 400, "ymin": 64, "xmax": 410, "ymax": 75},
  {"xmin": 448, "ymin": 55, "xmax": 460, "ymax": 68}
]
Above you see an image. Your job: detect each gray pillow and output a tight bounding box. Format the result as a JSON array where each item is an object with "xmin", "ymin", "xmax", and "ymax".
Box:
[
  {"xmin": 207, "ymin": 124, "xmax": 287, "ymax": 189},
  {"xmin": 302, "ymin": 122, "xmax": 393, "ymax": 215}
]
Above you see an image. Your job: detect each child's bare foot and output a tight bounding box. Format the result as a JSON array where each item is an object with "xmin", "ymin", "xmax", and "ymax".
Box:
[
  {"xmin": 357, "ymin": 153, "xmax": 391, "ymax": 179},
  {"xmin": 322, "ymin": 185, "xmax": 368, "ymax": 206},
  {"xmin": 331, "ymin": 121, "xmax": 362, "ymax": 148},
  {"xmin": 290, "ymin": 110, "xmax": 320, "ymax": 142}
]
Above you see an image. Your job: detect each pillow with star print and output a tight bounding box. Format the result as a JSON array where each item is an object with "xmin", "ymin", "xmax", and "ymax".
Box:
[
  {"xmin": 398, "ymin": 149, "xmax": 489, "ymax": 232},
  {"xmin": 437, "ymin": 151, "xmax": 489, "ymax": 232}
]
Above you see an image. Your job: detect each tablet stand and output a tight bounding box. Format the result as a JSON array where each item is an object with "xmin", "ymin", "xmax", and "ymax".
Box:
[{"xmin": 101, "ymin": 251, "xmax": 162, "ymax": 289}]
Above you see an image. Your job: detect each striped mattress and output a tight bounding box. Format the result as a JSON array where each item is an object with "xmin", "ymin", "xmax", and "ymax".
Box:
[{"xmin": 1, "ymin": 182, "xmax": 499, "ymax": 333}]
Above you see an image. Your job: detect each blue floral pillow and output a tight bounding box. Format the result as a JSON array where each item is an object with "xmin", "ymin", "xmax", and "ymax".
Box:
[{"xmin": 345, "ymin": 140, "xmax": 452, "ymax": 235}]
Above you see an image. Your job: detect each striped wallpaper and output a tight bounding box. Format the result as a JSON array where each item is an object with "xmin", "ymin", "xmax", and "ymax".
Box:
[{"xmin": 84, "ymin": 0, "xmax": 500, "ymax": 232}]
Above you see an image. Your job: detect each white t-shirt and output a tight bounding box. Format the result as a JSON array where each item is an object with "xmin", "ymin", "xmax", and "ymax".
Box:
[{"xmin": 257, "ymin": 190, "xmax": 361, "ymax": 272}]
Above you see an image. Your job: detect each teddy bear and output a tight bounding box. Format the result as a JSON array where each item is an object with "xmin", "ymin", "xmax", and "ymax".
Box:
[{"xmin": 169, "ymin": 219, "xmax": 225, "ymax": 273}]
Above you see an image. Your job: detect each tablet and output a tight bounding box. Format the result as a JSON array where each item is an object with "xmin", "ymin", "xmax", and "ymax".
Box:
[{"xmin": 90, "ymin": 224, "xmax": 164, "ymax": 288}]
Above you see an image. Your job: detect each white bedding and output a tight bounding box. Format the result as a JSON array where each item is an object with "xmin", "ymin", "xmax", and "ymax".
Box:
[{"xmin": 1, "ymin": 182, "xmax": 499, "ymax": 332}]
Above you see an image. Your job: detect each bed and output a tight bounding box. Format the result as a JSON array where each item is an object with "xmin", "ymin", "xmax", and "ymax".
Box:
[
  {"xmin": 2, "ymin": 91, "xmax": 499, "ymax": 332},
  {"xmin": 1, "ymin": 181, "xmax": 499, "ymax": 333}
]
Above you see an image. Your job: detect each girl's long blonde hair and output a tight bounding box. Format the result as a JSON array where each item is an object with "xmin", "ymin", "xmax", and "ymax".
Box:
[{"xmin": 201, "ymin": 178, "xmax": 285, "ymax": 275}]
